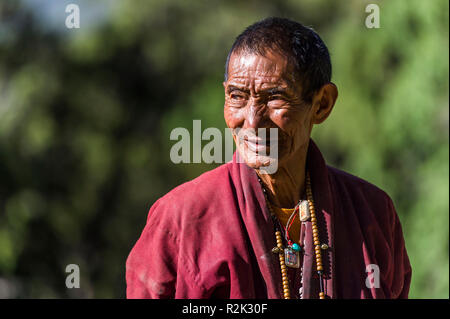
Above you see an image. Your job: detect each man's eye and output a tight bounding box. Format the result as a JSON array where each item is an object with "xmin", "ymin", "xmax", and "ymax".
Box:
[
  {"xmin": 268, "ymin": 95, "xmax": 285, "ymax": 101},
  {"xmin": 231, "ymin": 93, "xmax": 245, "ymax": 100}
]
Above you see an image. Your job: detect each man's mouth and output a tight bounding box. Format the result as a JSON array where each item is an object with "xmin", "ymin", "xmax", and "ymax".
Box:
[
  {"xmin": 242, "ymin": 136, "xmax": 279, "ymax": 153},
  {"xmin": 244, "ymin": 139, "xmax": 271, "ymax": 152},
  {"xmin": 243, "ymin": 135, "xmax": 274, "ymax": 144},
  {"xmin": 233, "ymin": 128, "xmax": 280, "ymax": 154}
]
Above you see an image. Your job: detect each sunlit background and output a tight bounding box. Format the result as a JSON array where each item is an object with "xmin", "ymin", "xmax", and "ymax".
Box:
[{"xmin": 0, "ymin": 0, "xmax": 448, "ymax": 298}]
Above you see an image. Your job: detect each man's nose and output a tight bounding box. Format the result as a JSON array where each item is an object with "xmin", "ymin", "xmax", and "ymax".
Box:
[{"xmin": 244, "ymin": 98, "xmax": 268, "ymax": 129}]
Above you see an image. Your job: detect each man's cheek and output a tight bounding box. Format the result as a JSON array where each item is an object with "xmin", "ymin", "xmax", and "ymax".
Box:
[{"xmin": 224, "ymin": 108, "xmax": 244, "ymax": 129}]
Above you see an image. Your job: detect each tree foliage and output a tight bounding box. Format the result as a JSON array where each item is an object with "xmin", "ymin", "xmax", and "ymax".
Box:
[{"xmin": 0, "ymin": 0, "xmax": 447, "ymax": 298}]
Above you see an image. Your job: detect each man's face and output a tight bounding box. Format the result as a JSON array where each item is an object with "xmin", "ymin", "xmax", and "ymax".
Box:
[{"xmin": 223, "ymin": 50, "xmax": 316, "ymax": 170}]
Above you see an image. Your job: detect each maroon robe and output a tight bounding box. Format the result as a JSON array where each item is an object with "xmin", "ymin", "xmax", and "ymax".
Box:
[{"xmin": 126, "ymin": 139, "xmax": 412, "ymax": 298}]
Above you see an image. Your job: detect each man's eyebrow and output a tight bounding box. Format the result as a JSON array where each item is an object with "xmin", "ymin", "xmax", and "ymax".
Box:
[
  {"xmin": 226, "ymin": 85, "xmax": 249, "ymax": 93},
  {"xmin": 265, "ymin": 87, "xmax": 288, "ymax": 94}
]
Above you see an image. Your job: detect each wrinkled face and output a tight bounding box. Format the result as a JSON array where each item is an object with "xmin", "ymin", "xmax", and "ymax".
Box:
[{"xmin": 224, "ymin": 50, "xmax": 316, "ymax": 171}]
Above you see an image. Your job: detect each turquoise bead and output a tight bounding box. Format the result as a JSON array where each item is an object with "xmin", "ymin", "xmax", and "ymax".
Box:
[{"xmin": 292, "ymin": 243, "xmax": 301, "ymax": 251}]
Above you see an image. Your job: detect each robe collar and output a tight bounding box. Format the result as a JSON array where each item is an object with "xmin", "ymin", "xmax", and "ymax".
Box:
[{"xmin": 232, "ymin": 138, "xmax": 336, "ymax": 299}]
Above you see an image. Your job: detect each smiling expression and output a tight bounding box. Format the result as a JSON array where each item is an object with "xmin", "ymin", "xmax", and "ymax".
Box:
[{"xmin": 223, "ymin": 49, "xmax": 316, "ymax": 170}]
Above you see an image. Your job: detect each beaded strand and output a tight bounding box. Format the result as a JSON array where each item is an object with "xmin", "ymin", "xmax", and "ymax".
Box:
[
  {"xmin": 306, "ymin": 172, "xmax": 326, "ymax": 299},
  {"xmin": 259, "ymin": 171, "xmax": 327, "ymax": 299},
  {"xmin": 275, "ymin": 230, "xmax": 291, "ymax": 299}
]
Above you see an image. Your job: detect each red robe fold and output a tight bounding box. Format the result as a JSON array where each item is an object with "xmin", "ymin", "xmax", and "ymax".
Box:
[{"xmin": 126, "ymin": 139, "xmax": 412, "ymax": 299}]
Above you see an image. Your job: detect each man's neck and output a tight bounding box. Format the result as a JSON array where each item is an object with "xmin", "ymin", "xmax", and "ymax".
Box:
[{"xmin": 256, "ymin": 147, "xmax": 308, "ymax": 209}]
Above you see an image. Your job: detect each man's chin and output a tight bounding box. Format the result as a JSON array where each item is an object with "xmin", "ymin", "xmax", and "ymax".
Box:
[{"xmin": 244, "ymin": 160, "xmax": 267, "ymax": 170}]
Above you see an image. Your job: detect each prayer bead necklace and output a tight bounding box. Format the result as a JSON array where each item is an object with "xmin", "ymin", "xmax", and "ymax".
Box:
[{"xmin": 259, "ymin": 172, "xmax": 326, "ymax": 299}]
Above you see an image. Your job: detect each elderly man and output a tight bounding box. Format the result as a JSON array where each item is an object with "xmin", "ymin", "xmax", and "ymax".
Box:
[{"xmin": 126, "ymin": 17, "xmax": 411, "ymax": 299}]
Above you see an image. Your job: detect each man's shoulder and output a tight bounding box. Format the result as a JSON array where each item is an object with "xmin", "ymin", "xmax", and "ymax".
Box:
[
  {"xmin": 146, "ymin": 162, "xmax": 235, "ymax": 223},
  {"xmin": 327, "ymin": 165, "xmax": 399, "ymax": 230},
  {"xmin": 164, "ymin": 162, "xmax": 233, "ymax": 199}
]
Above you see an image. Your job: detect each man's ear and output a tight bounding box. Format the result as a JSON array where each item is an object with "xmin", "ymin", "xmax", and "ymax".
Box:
[{"xmin": 311, "ymin": 82, "xmax": 338, "ymax": 124}]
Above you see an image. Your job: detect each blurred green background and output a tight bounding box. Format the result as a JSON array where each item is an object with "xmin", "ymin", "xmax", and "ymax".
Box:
[{"xmin": 0, "ymin": 0, "xmax": 448, "ymax": 298}]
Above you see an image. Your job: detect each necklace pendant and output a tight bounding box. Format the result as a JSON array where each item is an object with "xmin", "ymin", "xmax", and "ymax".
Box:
[
  {"xmin": 299, "ymin": 200, "xmax": 311, "ymax": 222},
  {"xmin": 284, "ymin": 247, "xmax": 300, "ymax": 268}
]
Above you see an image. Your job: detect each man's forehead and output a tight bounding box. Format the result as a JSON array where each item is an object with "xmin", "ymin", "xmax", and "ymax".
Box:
[{"xmin": 227, "ymin": 51, "xmax": 297, "ymax": 88}]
